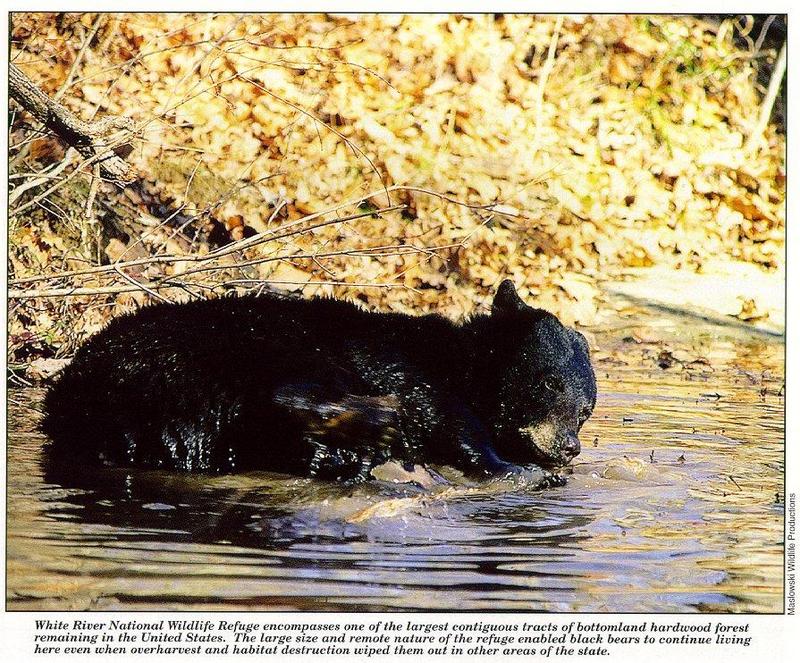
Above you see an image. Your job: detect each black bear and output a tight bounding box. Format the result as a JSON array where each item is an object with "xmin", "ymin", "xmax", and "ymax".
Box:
[{"xmin": 42, "ymin": 280, "xmax": 596, "ymax": 486}]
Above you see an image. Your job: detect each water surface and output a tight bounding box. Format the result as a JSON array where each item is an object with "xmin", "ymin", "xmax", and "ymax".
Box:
[{"xmin": 6, "ymin": 309, "xmax": 784, "ymax": 612}]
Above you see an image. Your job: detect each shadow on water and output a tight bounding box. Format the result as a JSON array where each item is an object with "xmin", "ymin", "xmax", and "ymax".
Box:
[{"xmin": 7, "ymin": 307, "xmax": 784, "ymax": 612}]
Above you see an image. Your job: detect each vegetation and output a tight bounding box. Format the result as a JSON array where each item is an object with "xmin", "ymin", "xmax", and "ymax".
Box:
[{"xmin": 8, "ymin": 14, "xmax": 785, "ymax": 375}]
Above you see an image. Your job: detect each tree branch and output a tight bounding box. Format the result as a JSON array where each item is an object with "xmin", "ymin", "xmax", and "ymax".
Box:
[{"xmin": 9, "ymin": 64, "xmax": 137, "ymax": 184}]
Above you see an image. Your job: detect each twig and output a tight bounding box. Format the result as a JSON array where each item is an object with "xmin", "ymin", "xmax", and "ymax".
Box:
[
  {"xmin": 212, "ymin": 204, "xmax": 408, "ymax": 258},
  {"xmin": 118, "ymin": 202, "xmax": 190, "ymax": 263},
  {"xmin": 85, "ymin": 163, "xmax": 100, "ymax": 221},
  {"xmin": 113, "ymin": 265, "xmax": 173, "ymax": 304},
  {"xmin": 752, "ymin": 15, "xmax": 777, "ymax": 56},
  {"xmin": 745, "ymin": 39, "xmax": 786, "ymax": 154},
  {"xmin": 9, "ymin": 64, "xmax": 137, "ymax": 185},
  {"xmin": 234, "ymin": 69, "xmax": 389, "ymax": 204},
  {"xmin": 215, "ymin": 279, "xmax": 412, "ymax": 290},
  {"xmin": 8, "ymin": 148, "xmax": 78, "ymax": 205},
  {"xmin": 226, "ymin": 49, "xmax": 398, "ymax": 92},
  {"xmin": 156, "ymin": 16, "xmax": 242, "ymax": 122},
  {"xmin": 54, "ymin": 15, "xmax": 104, "ymax": 101},
  {"xmin": 8, "ymin": 203, "xmax": 405, "ymax": 287},
  {"xmin": 531, "ymin": 16, "xmax": 563, "ymax": 159},
  {"xmin": 8, "ymin": 277, "xmax": 410, "ymax": 299},
  {"xmin": 9, "ymin": 180, "xmax": 520, "ymax": 289},
  {"xmin": 8, "ymin": 284, "xmax": 176, "ymax": 299},
  {"xmin": 205, "ymin": 183, "xmax": 520, "ymax": 261},
  {"xmin": 10, "ymin": 129, "xmax": 135, "ymax": 215},
  {"xmin": 157, "ymin": 240, "xmax": 461, "ymax": 286},
  {"xmin": 9, "ymin": 16, "xmax": 105, "ymax": 172}
]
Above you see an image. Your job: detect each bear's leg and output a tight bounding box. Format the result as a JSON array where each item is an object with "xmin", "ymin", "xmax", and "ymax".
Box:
[
  {"xmin": 343, "ymin": 445, "xmax": 397, "ymax": 486},
  {"xmin": 304, "ymin": 435, "xmax": 332, "ymax": 477},
  {"xmin": 303, "ymin": 438, "xmax": 392, "ymax": 484},
  {"xmin": 306, "ymin": 442, "xmax": 370, "ymax": 483}
]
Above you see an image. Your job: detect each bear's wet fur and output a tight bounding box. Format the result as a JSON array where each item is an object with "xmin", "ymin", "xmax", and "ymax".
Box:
[{"xmin": 42, "ymin": 280, "xmax": 596, "ymax": 485}]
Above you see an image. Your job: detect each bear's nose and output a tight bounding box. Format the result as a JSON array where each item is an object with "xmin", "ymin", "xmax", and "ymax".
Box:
[{"xmin": 562, "ymin": 432, "xmax": 581, "ymax": 459}]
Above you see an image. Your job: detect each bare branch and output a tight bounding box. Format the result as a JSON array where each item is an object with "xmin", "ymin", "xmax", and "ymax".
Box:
[
  {"xmin": 745, "ymin": 39, "xmax": 786, "ymax": 154},
  {"xmin": 9, "ymin": 64, "xmax": 137, "ymax": 184},
  {"xmin": 53, "ymin": 15, "xmax": 105, "ymax": 102},
  {"xmin": 8, "ymin": 148, "xmax": 78, "ymax": 205}
]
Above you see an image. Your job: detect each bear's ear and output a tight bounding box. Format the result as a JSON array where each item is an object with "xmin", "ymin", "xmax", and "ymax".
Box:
[{"xmin": 492, "ymin": 279, "xmax": 527, "ymax": 315}]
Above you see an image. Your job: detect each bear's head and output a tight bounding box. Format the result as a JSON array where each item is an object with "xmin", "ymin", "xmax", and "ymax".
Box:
[{"xmin": 488, "ymin": 280, "xmax": 596, "ymax": 468}]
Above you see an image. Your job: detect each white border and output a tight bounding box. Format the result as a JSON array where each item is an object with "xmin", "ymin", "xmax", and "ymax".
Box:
[{"xmin": 2, "ymin": 3, "xmax": 796, "ymax": 662}]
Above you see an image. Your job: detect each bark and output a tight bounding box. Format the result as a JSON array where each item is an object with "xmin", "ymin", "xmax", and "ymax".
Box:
[{"xmin": 9, "ymin": 64, "xmax": 137, "ymax": 184}]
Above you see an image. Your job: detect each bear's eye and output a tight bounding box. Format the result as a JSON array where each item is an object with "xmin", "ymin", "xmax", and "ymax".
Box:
[
  {"xmin": 542, "ymin": 376, "xmax": 563, "ymax": 392},
  {"xmin": 579, "ymin": 405, "xmax": 593, "ymax": 424}
]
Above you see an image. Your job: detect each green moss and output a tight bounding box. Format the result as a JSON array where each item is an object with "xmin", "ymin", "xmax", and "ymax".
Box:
[{"xmin": 150, "ymin": 157, "xmax": 242, "ymax": 207}]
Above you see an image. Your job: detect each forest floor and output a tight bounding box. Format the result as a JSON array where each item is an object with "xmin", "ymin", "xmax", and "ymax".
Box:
[{"xmin": 8, "ymin": 14, "xmax": 785, "ymax": 378}]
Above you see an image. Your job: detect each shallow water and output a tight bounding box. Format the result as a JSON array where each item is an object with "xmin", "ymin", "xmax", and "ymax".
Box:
[{"xmin": 6, "ymin": 308, "xmax": 784, "ymax": 612}]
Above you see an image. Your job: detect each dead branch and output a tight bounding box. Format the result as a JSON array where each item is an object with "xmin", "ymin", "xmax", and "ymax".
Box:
[
  {"xmin": 156, "ymin": 240, "xmax": 460, "ymax": 286},
  {"xmin": 531, "ymin": 16, "xmax": 563, "ymax": 159},
  {"xmin": 8, "ymin": 277, "xmax": 411, "ymax": 299},
  {"xmin": 54, "ymin": 15, "xmax": 105, "ymax": 102},
  {"xmin": 206, "ymin": 184, "xmax": 520, "ymax": 261},
  {"xmin": 9, "ymin": 64, "xmax": 137, "ymax": 184},
  {"xmin": 8, "ymin": 180, "xmax": 519, "ymax": 292},
  {"xmin": 8, "ymin": 284, "xmax": 175, "ymax": 299},
  {"xmin": 745, "ymin": 39, "xmax": 786, "ymax": 154},
  {"xmin": 8, "ymin": 203, "xmax": 407, "ymax": 287},
  {"xmin": 8, "ymin": 148, "xmax": 78, "ymax": 205}
]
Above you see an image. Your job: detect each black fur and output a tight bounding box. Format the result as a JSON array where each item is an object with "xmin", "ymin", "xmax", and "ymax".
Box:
[{"xmin": 42, "ymin": 280, "xmax": 596, "ymax": 484}]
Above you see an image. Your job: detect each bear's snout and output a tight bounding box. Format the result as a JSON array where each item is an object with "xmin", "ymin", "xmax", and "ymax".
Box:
[
  {"xmin": 518, "ymin": 420, "xmax": 581, "ymax": 466},
  {"xmin": 562, "ymin": 431, "xmax": 581, "ymax": 460}
]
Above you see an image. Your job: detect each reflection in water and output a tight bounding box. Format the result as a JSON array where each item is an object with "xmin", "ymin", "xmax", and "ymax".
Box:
[{"xmin": 7, "ymin": 311, "xmax": 784, "ymax": 612}]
